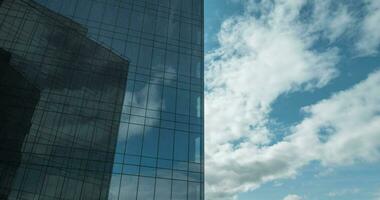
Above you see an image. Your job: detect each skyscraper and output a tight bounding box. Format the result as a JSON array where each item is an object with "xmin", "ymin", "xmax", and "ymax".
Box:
[{"xmin": 0, "ymin": 0, "xmax": 203, "ymax": 199}]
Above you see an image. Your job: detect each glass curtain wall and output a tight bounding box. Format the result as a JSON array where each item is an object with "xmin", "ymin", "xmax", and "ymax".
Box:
[{"xmin": 0, "ymin": 0, "xmax": 204, "ymax": 199}]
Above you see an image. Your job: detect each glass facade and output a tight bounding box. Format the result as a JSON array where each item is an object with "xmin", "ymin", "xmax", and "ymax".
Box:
[{"xmin": 0, "ymin": 0, "xmax": 203, "ymax": 199}]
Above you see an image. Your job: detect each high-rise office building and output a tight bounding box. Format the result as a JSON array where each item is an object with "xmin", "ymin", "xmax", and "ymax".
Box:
[{"xmin": 0, "ymin": 0, "xmax": 203, "ymax": 199}]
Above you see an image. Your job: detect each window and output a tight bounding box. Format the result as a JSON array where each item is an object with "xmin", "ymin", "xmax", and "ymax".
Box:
[
  {"xmin": 174, "ymin": 133, "xmax": 188, "ymax": 161},
  {"xmin": 158, "ymin": 129, "xmax": 174, "ymax": 159},
  {"xmin": 137, "ymin": 177, "xmax": 155, "ymax": 200},
  {"xmin": 142, "ymin": 127, "xmax": 159, "ymax": 157},
  {"xmin": 155, "ymin": 178, "xmax": 171, "ymax": 200},
  {"xmin": 126, "ymin": 124, "xmax": 144, "ymax": 155},
  {"xmin": 119, "ymin": 175, "xmax": 138, "ymax": 199}
]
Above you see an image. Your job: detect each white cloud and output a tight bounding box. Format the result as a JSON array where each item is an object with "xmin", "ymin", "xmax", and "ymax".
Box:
[
  {"xmin": 205, "ymin": 1, "xmax": 380, "ymax": 199},
  {"xmin": 327, "ymin": 188, "xmax": 360, "ymax": 197},
  {"xmin": 283, "ymin": 194, "xmax": 303, "ymax": 200},
  {"xmin": 356, "ymin": 0, "xmax": 380, "ymax": 55}
]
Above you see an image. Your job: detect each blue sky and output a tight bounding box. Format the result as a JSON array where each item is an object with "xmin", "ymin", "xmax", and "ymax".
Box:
[{"xmin": 204, "ymin": 0, "xmax": 380, "ymax": 199}]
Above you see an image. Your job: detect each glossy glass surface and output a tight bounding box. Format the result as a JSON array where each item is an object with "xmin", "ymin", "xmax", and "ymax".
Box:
[{"xmin": 0, "ymin": 0, "xmax": 204, "ymax": 199}]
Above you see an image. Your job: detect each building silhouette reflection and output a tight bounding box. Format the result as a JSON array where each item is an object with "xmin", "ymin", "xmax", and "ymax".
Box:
[{"xmin": 0, "ymin": 0, "xmax": 128, "ymax": 198}]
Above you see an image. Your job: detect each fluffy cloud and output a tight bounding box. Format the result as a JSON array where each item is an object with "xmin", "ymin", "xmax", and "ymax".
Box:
[
  {"xmin": 205, "ymin": 0, "xmax": 380, "ymax": 199},
  {"xmin": 283, "ymin": 194, "xmax": 303, "ymax": 200},
  {"xmin": 356, "ymin": 0, "xmax": 380, "ymax": 55}
]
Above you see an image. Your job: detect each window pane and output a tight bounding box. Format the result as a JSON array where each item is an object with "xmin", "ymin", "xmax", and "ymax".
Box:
[
  {"xmin": 176, "ymin": 89, "xmax": 190, "ymax": 115},
  {"xmin": 180, "ymin": 23, "xmax": 191, "ymax": 42},
  {"xmin": 158, "ymin": 129, "xmax": 174, "ymax": 159},
  {"xmin": 165, "ymin": 51, "xmax": 178, "ymax": 73},
  {"xmin": 142, "ymin": 127, "xmax": 159, "ymax": 157},
  {"xmin": 178, "ymin": 54, "xmax": 191, "ymax": 75},
  {"xmin": 147, "ymin": 84, "xmax": 162, "ymax": 110},
  {"xmin": 174, "ymin": 133, "xmax": 188, "ymax": 161},
  {"xmin": 126, "ymin": 124, "xmax": 144, "ymax": 155},
  {"xmin": 107, "ymin": 174, "xmax": 121, "ymax": 200},
  {"xmin": 154, "ymin": 178, "xmax": 171, "ymax": 200},
  {"xmin": 132, "ymin": 81, "xmax": 148, "ymax": 108},
  {"xmin": 191, "ymin": 56, "xmax": 201, "ymax": 78},
  {"xmin": 138, "ymin": 46, "xmax": 152, "ymax": 68},
  {"xmin": 190, "ymin": 92, "xmax": 201, "ymax": 117},
  {"xmin": 162, "ymin": 87, "xmax": 176, "ymax": 113},
  {"xmin": 152, "ymin": 48, "xmax": 166, "ymax": 71},
  {"xmin": 189, "ymin": 134, "xmax": 201, "ymax": 163},
  {"xmin": 155, "ymin": 17, "xmax": 168, "ymax": 37},
  {"xmin": 188, "ymin": 182, "xmax": 201, "ymax": 200},
  {"xmin": 172, "ymin": 180, "xmax": 187, "ymax": 200},
  {"xmin": 119, "ymin": 175, "xmax": 138, "ymax": 199},
  {"xmin": 137, "ymin": 177, "xmax": 155, "ymax": 200}
]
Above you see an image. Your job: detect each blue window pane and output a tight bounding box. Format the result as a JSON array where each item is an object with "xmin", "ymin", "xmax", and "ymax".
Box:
[
  {"xmin": 158, "ymin": 129, "xmax": 174, "ymax": 159},
  {"xmin": 174, "ymin": 133, "xmax": 188, "ymax": 161},
  {"xmin": 123, "ymin": 165, "xmax": 139, "ymax": 175},
  {"xmin": 142, "ymin": 127, "xmax": 159, "ymax": 157},
  {"xmin": 179, "ymin": 54, "xmax": 191, "ymax": 75},
  {"xmin": 157, "ymin": 159, "xmax": 173, "ymax": 169},
  {"xmin": 140, "ymin": 167, "xmax": 156, "ymax": 177},
  {"xmin": 126, "ymin": 124, "xmax": 144, "ymax": 155},
  {"xmin": 176, "ymin": 89, "xmax": 190, "ymax": 115},
  {"xmin": 141, "ymin": 157, "xmax": 156, "ymax": 167},
  {"xmin": 191, "ymin": 56, "xmax": 201, "ymax": 78},
  {"xmin": 162, "ymin": 86, "xmax": 176, "ymax": 112}
]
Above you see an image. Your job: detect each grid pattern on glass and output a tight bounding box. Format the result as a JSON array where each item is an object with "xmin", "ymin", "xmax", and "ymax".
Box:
[
  {"xmin": 0, "ymin": 0, "xmax": 204, "ymax": 199},
  {"xmin": 0, "ymin": 0, "xmax": 128, "ymax": 199}
]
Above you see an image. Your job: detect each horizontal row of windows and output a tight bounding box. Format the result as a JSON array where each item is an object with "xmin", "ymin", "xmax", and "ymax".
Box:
[
  {"xmin": 108, "ymin": 175, "xmax": 203, "ymax": 200},
  {"xmin": 115, "ymin": 125, "xmax": 202, "ymax": 162},
  {"xmin": 3, "ymin": 145, "xmax": 203, "ymax": 171},
  {"xmin": 37, "ymin": 0, "xmax": 203, "ymax": 23}
]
